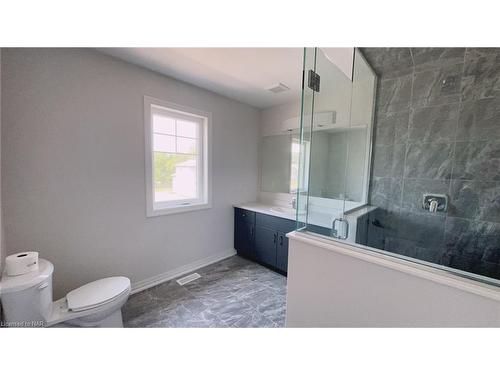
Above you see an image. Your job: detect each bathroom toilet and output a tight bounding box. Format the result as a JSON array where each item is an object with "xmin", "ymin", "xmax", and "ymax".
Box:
[{"xmin": 0, "ymin": 258, "xmax": 131, "ymax": 327}]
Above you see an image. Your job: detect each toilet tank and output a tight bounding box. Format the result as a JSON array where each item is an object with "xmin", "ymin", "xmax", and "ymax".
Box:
[{"xmin": 0, "ymin": 259, "xmax": 54, "ymax": 327}]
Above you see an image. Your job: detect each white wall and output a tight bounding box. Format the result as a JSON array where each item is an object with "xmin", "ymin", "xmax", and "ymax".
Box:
[
  {"xmin": 286, "ymin": 232, "xmax": 500, "ymax": 327},
  {"xmin": 260, "ymin": 99, "xmax": 301, "ymax": 137},
  {"xmin": 2, "ymin": 48, "xmax": 260, "ymax": 298}
]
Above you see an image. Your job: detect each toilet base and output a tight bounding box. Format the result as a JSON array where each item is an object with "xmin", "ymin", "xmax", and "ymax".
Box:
[
  {"xmin": 53, "ymin": 310, "xmax": 124, "ymax": 328},
  {"xmin": 46, "ymin": 290, "xmax": 129, "ymax": 328},
  {"xmin": 66, "ymin": 309, "xmax": 124, "ymax": 327}
]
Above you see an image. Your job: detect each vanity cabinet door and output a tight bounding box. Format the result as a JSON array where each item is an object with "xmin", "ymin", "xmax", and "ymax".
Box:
[
  {"xmin": 276, "ymin": 231, "xmax": 289, "ymax": 274},
  {"xmin": 234, "ymin": 219, "xmax": 255, "ymax": 259},
  {"xmin": 254, "ymin": 226, "xmax": 277, "ymax": 267}
]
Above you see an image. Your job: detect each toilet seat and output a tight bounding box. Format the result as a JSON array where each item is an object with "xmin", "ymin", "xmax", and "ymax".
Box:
[{"xmin": 66, "ymin": 277, "xmax": 131, "ymax": 312}]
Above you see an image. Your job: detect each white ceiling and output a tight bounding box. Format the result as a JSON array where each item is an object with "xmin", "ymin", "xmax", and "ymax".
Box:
[{"xmin": 97, "ymin": 48, "xmax": 304, "ymax": 109}]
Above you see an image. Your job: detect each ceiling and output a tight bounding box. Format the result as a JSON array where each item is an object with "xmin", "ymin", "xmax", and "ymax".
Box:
[{"xmin": 97, "ymin": 48, "xmax": 304, "ymax": 109}]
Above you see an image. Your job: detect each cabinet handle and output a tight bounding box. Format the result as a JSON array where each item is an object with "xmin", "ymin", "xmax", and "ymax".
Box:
[
  {"xmin": 279, "ymin": 235, "xmax": 283, "ymax": 246},
  {"xmin": 273, "ymin": 233, "xmax": 277, "ymax": 243},
  {"xmin": 250, "ymin": 227, "xmax": 253, "ymax": 238}
]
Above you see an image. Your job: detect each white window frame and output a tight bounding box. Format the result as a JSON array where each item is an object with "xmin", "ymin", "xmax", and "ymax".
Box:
[{"xmin": 144, "ymin": 96, "xmax": 212, "ymax": 217}]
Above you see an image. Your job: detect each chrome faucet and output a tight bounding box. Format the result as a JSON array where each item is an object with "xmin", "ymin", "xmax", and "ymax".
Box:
[
  {"xmin": 428, "ymin": 198, "xmax": 439, "ymax": 213},
  {"xmin": 422, "ymin": 194, "xmax": 448, "ymax": 213}
]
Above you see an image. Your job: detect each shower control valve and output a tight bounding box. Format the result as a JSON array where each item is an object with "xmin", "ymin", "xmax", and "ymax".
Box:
[{"xmin": 422, "ymin": 194, "xmax": 448, "ymax": 213}]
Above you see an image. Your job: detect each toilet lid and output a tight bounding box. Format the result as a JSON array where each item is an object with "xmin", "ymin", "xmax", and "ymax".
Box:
[{"xmin": 66, "ymin": 276, "xmax": 130, "ymax": 312}]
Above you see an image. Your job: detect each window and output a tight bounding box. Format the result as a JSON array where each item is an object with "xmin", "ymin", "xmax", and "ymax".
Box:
[{"xmin": 144, "ymin": 96, "xmax": 211, "ymax": 216}]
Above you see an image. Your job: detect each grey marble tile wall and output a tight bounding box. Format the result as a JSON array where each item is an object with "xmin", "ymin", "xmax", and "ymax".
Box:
[{"xmin": 360, "ymin": 48, "xmax": 500, "ymax": 280}]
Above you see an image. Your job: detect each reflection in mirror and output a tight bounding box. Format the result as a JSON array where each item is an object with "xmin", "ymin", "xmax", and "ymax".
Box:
[
  {"xmin": 260, "ymin": 134, "xmax": 294, "ymax": 193},
  {"xmin": 260, "ymin": 133, "xmax": 309, "ymax": 195},
  {"xmin": 308, "ymin": 127, "xmax": 368, "ymax": 202}
]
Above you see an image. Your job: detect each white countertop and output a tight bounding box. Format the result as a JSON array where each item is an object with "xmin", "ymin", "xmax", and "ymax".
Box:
[
  {"xmin": 234, "ymin": 202, "xmax": 296, "ymax": 221},
  {"xmin": 235, "ymin": 201, "xmax": 376, "ymax": 230}
]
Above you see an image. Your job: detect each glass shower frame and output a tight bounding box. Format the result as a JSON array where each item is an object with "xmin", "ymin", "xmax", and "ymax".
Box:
[
  {"xmin": 295, "ymin": 47, "xmax": 500, "ymax": 288},
  {"xmin": 296, "ymin": 47, "xmax": 375, "ymax": 234}
]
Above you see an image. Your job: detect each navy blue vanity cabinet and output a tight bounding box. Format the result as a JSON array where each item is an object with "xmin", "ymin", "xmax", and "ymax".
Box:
[
  {"xmin": 254, "ymin": 213, "xmax": 295, "ymax": 273},
  {"xmin": 234, "ymin": 208, "xmax": 256, "ymax": 259},
  {"xmin": 235, "ymin": 207, "xmax": 295, "ymax": 275},
  {"xmin": 254, "ymin": 226, "xmax": 278, "ymax": 267}
]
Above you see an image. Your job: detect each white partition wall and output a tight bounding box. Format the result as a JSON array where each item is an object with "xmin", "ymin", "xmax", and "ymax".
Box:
[{"xmin": 286, "ymin": 232, "xmax": 500, "ymax": 327}]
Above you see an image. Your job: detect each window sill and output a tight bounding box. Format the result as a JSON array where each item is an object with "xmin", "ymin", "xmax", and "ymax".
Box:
[{"xmin": 146, "ymin": 202, "xmax": 211, "ymax": 217}]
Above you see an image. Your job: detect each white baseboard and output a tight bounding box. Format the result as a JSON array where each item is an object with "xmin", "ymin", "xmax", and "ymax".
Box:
[{"xmin": 130, "ymin": 249, "xmax": 237, "ymax": 294}]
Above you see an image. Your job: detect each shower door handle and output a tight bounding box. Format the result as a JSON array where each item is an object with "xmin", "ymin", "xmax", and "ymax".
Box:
[{"xmin": 332, "ymin": 218, "xmax": 349, "ymax": 240}]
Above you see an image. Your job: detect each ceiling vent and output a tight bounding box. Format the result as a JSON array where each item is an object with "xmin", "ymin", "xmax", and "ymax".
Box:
[{"xmin": 267, "ymin": 83, "xmax": 290, "ymax": 94}]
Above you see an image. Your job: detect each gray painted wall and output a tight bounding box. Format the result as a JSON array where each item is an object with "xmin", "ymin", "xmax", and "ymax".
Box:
[
  {"xmin": 1, "ymin": 48, "xmax": 260, "ymax": 298},
  {"xmin": 362, "ymin": 48, "xmax": 500, "ymax": 280}
]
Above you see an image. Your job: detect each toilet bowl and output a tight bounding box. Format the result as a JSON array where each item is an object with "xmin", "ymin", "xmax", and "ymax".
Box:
[{"xmin": 0, "ymin": 258, "xmax": 131, "ymax": 327}]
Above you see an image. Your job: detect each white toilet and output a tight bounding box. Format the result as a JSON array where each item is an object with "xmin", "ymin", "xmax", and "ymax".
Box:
[{"xmin": 0, "ymin": 258, "xmax": 131, "ymax": 327}]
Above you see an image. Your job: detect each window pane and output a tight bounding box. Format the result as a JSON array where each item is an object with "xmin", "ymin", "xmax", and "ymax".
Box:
[
  {"xmin": 177, "ymin": 137, "xmax": 197, "ymax": 154},
  {"xmin": 153, "ymin": 114, "xmax": 175, "ymax": 135},
  {"xmin": 154, "ymin": 134, "xmax": 175, "ymax": 153},
  {"xmin": 154, "ymin": 153, "xmax": 198, "ymax": 202},
  {"xmin": 177, "ymin": 120, "xmax": 199, "ymax": 138}
]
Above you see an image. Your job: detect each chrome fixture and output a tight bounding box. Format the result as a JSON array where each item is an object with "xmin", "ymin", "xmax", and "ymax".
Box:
[
  {"xmin": 332, "ymin": 218, "xmax": 349, "ymax": 240},
  {"xmin": 422, "ymin": 194, "xmax": 448, "ymax": 213}
]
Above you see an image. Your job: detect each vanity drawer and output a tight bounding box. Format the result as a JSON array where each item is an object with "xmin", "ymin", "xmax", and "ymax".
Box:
[
  {"xmin": 234, "ymin": 207, "xmax": 255, "ymax": 224},
  {"xmin": 256, "ymin": 213, "xmax": 296, "ymax": 234}
]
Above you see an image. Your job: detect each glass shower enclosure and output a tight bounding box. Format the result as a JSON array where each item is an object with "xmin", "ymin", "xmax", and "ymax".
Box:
[
  {"xmin": 296, "ymin": 48, "xmax": 376, "ymax": 241},
  {"xmin": 296, "ymin": 47, "xmax": 500, "ymax": 286}
]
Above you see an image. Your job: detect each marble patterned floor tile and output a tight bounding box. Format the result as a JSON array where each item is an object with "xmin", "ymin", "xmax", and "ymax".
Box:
[
  {"xmin": 238, "ymin": 288, "xmax": 278, "ymax": 308},
  {"xmin": 122, "ymin": 255, "xmax": 287, "ymax": 328},
  {"xmin": 255, "ymin": 294, "xmax": 287, "ymax": 320},
  {"xmin": 205, "ymin": 297, "xmax": 256, "ymax": 327},
  {"xmin": 230, "ymin": 311, "xmax": 276, "ymax": 328}
]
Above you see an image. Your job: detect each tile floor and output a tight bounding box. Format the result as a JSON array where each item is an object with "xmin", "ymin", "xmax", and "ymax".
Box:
[{"xmin": 123, "ymin": 255, "xmax": 287, "ymax": 327}]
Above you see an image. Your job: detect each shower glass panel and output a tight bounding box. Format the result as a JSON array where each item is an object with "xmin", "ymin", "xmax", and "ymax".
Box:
[
  {"xmin": 297, "ymin": 47, "xmax": 500, "ymax": 286},
  {"xmin": 296, "ymin": 47, "xmax": 316, "ymax": 230},
  {"xmin": 297, "ymin": 48, "xmax": 374, "ymax": 239}
]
